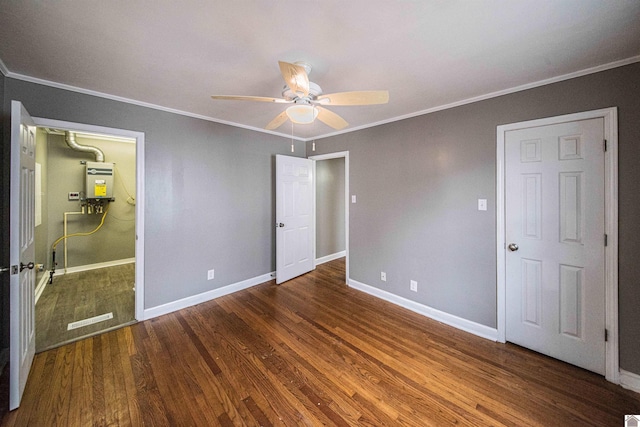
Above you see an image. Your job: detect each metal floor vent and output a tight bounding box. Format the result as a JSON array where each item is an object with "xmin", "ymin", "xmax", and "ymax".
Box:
[{"xmin": 67, "ymin": 312, "xmax": 114, "ymax": 331}]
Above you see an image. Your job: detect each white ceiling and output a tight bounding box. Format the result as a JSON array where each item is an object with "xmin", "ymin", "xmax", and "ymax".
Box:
[{"xmin": 1, "ymin": 1, "xmax": 639, "ymax": 140}]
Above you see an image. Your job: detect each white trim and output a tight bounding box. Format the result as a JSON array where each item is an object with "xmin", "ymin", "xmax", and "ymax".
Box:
[
  {"xmin": 349, "ymin": 279, "xmax": 498, "ymax": 341},
  {"xmin": 4, "ymin": 56, "xmax": 638, "ymax": 142},
  {"xmin": 309, "ymin": 151, "xmax": 350, "ymax": 283},
  {"xmin": 32, "ymin": 117, "xmax": 146, "ymax": 322},
  {"xmin": 143, "ymin": 272, "xmax": 274, "ymax": 320},
  {"xmin": 315, "ymin": 56, "xmax": 639, "ymax": 141},
  {"xmin": 0, "ymin": 57, "xmax": 8, "ymax": 76},
  {"xmin": 496, "ymin": 107, "xmax": 619, "ymax": 383},
  {"xmin": 315, "ymin": 251, "xmax": 346, "ymax": 265},
  {"xmin": 4, "ymin": 71, "xmax": 306, "ymax": 142},
  {"xmin": 620, "ymin": 370, "xmax": 640, "ymax": 394},
  {"xmin": 34, "ymin": 271, "xmax": 50, "ymax": 304},
  {"xmin": 53, "ymin": 257, "xmax": 135, "ymax": 276}
]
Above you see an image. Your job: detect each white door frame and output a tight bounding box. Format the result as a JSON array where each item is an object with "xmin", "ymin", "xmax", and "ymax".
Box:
[
  {"xmin": 496, "ymin": 107, "xmax": 618, "ymax": 383},
  {"xmin": 31, "ymin": 117, "xmax": 146, "ymax": 321},
  {"xmin": 309, "ymin": 151, "xmax": 350, "ymax": 283}
]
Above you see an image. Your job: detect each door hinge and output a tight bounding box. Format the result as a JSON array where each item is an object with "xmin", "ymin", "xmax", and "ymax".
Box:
[
  {"xmin": 604, "ymin": 234, "xmax": 608, "ymax": 246},
  {"xmin": 605, "ymin": 329, "xmax": 609, "ymax": 342},
  {"xmin": 603, "ymin": 139, "xmax": 607, "ymax": 152}
]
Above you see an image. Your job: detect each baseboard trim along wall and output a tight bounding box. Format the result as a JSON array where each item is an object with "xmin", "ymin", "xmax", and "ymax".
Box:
[
  {"xmin": 35, "ymin": 271, "xmax": 50, "ymax": 304},
  {"xmin": 57, "ymin": 258, "xmax": 136, "ymax": 275},
  {"xmin": 143, "ymin": 272, "xmax": 275, "ymax": 320},
  {"xmin": 315, "ymin": 251, "xmax": 346, "ymax": 266},
  {"xmin": 348, "ymin": 278, "xmax": 499, "ymax": 342},
  {"xmin": 620, "ymin": 370, "xmax": 640, "ymax": 394}
]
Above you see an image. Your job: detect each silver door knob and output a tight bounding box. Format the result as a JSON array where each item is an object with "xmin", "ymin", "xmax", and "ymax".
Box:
[
  {"xmin": 508, "ymin": 243, "xmax": 519, "ymax": 252},
  {"xmin": 20, "ymin": 261, "xmax": 35, "ymax": 272}
]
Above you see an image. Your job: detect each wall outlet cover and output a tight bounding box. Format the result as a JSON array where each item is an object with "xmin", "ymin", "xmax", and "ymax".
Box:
[
  {"xmin": 381, "ymin": 271, "xmax": 386, "ymax": 281},
  {"xmin": 410, "ymin": 280, "xmax": 418, "ymax": 292},
  {"xmin": 207, "ymin": 269, "xmax": 215, "ymax": 280}
]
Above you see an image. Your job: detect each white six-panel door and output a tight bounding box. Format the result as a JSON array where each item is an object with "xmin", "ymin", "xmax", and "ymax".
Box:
[
  {"xmin": 9, "ymin": 101, "xmax": 37, "ymax": 409},
  {"xmin": 276, "ymin": 155, "xmax": 315, "ymax": 284},
  {"xmin": 505, "ymin": 118, "xmax": 605, "ymax": 374}
]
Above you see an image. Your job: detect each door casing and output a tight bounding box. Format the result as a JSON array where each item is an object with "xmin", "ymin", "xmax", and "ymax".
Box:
[
  {"xmin": 496, "ymin": 107, "xmax": 618, "ymax": 383},
  {"xmin": 31, "ymin": 117, "xmax": 146, "ymax": 321},
  {"xmin": 309, "ymin": 151, "xmax": 350, "ymax": 283}
]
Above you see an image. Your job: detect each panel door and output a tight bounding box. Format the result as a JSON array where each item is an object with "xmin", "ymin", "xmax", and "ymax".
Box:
[
  {"xmin": 505, "ymin": 118, "xmax": 605, "ymax": 374},
  {"xmin": 275, "ymin": 155, "xmax": 315, "ymax": 284},
  {"xmin": 9, "ymin": 101, "xmax": 37, "ymax": 409}
]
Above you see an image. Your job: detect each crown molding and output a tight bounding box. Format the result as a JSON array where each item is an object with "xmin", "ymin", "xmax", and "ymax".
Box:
[
  {"xmin": 3, "ymin": 54, "xmax": 639, "ymax": 142},
  {"xmin": 313, "ymin": 55, "xmax": 640, "ymax": 141},
  {"xmin": 0, "ymin": 56, "xmax": 9, "ymax": 76}
]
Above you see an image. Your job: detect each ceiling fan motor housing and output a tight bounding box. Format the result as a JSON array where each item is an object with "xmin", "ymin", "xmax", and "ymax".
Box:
[{"xmin": 282, "ymin": 82, "xmax": 322, "ymax": 102}]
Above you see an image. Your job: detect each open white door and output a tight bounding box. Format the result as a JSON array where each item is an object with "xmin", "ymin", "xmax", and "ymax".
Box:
[
  {"xmin": 276, "ymin": 155, "xmax": 315, "ymax": 284},
  {"xmin": 9, "ymin": 101, "xmax": 37, "ymax": 410}
]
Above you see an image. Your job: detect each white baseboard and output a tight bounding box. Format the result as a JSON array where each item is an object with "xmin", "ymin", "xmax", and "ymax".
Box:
[
  {"xmin": 620, "ymin": 369, "xmax": 640, "ymax": 394},
  {"xmin": 315, "ymin": 251, "xmax": 346, "ymax": 265},
  {"xmin": 55, "ymin": 257, "xmax": 135, "ymax": 275},
  {"xmin": 143, "ymin": 271, "xmax": 275, "ymax": 320},
  {"xmin": 348, "ymin": 278, "xmax": 498, "ymax": 342},
  {"xmin": 35, "ymin": 271, "xmax": 50, "ymax": 304}
]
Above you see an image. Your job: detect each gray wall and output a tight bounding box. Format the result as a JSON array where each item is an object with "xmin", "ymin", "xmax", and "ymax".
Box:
[
  {"xmin": 2, "ymin": 78, "xmax": 305, "ymax": 311},
  {"xmin": 316, "ymin": 157, "xmax": 345, "ymax": 259},
  {"xmin": 42, "ymin": 133, "xmax": 136, "ymax": 269},
  {"xmin": 3, "ymin": 63, "xmax": 640, "ymax": 377},
  {"xmin": 308, "ymin": 62, "xmax": 640, "ymax": 376}
]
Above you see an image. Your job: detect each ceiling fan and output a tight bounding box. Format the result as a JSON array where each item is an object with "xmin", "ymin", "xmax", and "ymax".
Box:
[{"xmin": 211, "ymin": 61, "xmax": 389, "ymax": 130}]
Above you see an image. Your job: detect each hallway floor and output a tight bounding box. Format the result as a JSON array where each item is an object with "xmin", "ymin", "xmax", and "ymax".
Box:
[{"xmin": 35, "ymin": 263, "xmax": 136, "ymax": 352}]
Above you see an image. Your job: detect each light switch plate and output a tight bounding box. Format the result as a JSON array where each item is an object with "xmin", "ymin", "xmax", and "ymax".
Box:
[
  {"xmin": 352, "ymin": 195, "xmax": 357, "ymax": 203},
  {"xmin": 478, "ymin": 199, "xmax": 487, "ymax": 211}
]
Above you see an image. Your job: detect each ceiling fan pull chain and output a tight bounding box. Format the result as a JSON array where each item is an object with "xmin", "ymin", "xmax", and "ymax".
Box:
[{"xmin": 291, "ymin": 121, "xmax": 295, "ymax": 153}]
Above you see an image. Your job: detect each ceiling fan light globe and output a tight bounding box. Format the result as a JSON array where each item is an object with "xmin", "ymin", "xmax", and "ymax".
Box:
[{"xmin": 286, "ymin": 105, "xmax": 318, "ymax": 124}]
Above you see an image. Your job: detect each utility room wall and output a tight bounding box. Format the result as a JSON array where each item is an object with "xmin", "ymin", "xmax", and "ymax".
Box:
[
  {"xmin": 41, "ymin": 133, "xmax": 136, "ymax": 269},
  {"xmin": 316, "ymin": 157, "xmax": 345, "ymax": 259}
]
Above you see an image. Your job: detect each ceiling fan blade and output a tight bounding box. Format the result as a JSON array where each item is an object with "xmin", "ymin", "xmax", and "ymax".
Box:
[
  {"xmin": 316, "ymin": 107, "xmax": 348, "ymax": 130},
  {"xmin": 317, "ymin": 90, "xmax": 389, "ymax": 106},
  {"xmin": 265, "ymin": 111, "xmax": 290, "ymax": 130},
  {"xmin": 278, "ymin": 61, "xmax": 309, "ymax": 98},
  {"xmin": 211, "ymin": 95, "xmax": 290, "ymax": 103}
]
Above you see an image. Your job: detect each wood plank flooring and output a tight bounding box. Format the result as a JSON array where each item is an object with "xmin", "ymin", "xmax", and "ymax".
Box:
[
  {"xmin": 4, "ymin": 258, "xmax": 639, "ymax": 426},
  {"xmin": 35, "ymin": 263, "xmax": 136, "ymax": 352}
]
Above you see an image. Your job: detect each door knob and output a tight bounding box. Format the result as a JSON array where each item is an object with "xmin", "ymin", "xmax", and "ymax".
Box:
[
  {"xmin": 507, "ymin": 243, "xmax": 519, "ymax": 252},
  {"xmin": 20, "ymin": 261, "xmax": 35, "ymax": 272},
  {"xmin": 276, "ymin": 223, "xmax": 285, "ymax": 228}
]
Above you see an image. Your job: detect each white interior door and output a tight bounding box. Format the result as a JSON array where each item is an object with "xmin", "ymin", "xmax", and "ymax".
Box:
[
  {"xmin": 9, "ymin": 101, "xmax": 37, "ymax": 409},
  {"xmin": 505, "ymin": 118, "xmax": 606, "ymax": 375},
  {"xmin": 276, "ymin": 155, "xmax": 315, "ymax": 284}
]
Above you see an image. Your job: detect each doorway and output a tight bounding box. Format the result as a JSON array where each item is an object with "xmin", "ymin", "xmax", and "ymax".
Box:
[
  {"xmin": 310, "ymin": 151, "xmax": 349, "ymax": 283},
  {"xmin": 31, "ymin": 118, "xmax": 145, "ymax": 351},
  {"xmin": 496, "ymin": 108, "xmax": 618, "ymax": 382}
]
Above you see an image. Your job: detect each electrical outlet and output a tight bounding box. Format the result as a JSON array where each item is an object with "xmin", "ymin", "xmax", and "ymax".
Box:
[
  {"xmin": 381, "ymin": 271, "xmax": 386, "ymax": 281},
  {"xmin": 207, "ymin": 269, "xmax": 215, "ymax": 280},
  {"xmin": 410, "ymin": 280, "xmax": 418, "ymax": 292}
]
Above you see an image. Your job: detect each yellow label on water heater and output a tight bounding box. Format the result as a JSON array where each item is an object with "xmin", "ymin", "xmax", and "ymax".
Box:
[{"xmin": 95, "ymin": 184, "xmax": 107, "ymax": 197}]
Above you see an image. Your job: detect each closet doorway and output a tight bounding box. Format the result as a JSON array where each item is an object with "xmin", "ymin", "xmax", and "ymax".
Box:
[
  {"xmin": 31, "ymin": 119, "xmax": 145, "ymax": 352},
  {"xmin": 311, "ymin": 151, "xmax": 349, "ymax": 283}
]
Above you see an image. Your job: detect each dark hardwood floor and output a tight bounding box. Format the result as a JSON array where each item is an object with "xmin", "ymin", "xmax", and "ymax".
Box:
[
  {"xmin": 3, "ymin": 258, "xmax": 639, "ymax": 426},
  {"xmin": 35, "ymin": 263, "xmax": 136, "ymax": 352}
]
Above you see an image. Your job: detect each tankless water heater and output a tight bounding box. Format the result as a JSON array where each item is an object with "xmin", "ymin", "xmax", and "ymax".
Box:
[{"xmin": 85, "ymin": 161, "xmax": 115, "ymax": 199}]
